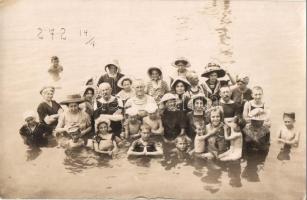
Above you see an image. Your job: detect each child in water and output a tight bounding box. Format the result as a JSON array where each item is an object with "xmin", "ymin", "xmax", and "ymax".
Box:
[
  {"xmin": 192, "ymin": 123, "xmax": 216, "ymax": 158},
  {"xmin": 66, "ymin": 127, "xmax": 85, "ymax": 149},
  {"xmin": 91, "ymin": 118, "xmax": 118, "ymax": 156},
  {"xmin": 127, "ymin": 124, "xmax": 163, "ymax": 157},
  {"xmin": 19, "ymin": 111, "xmax": 52, "ymax": 148},
  {"xmin": 143, "ymin": 103, "xmax": 164, "ymax": 139},
  {"xmin": 218, "ymin": 116, "xmax": 245, "ymax": 161},
  {"xmin": 170, "ymin": 135, "xmax": 192, "ymax": 161},
  {"xmin": 276, "ymin": 112, "xmax": 300, "ymax": 160},
  {"xmin": 48, "ymin": 56, "xmax": 63, "ymax": 81},
  {"xmin": 123, "ymin": 107, "xmax": 142, "ymax": 140}
]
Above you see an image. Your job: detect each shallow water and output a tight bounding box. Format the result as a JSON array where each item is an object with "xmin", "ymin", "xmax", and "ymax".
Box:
[{"xmin": 0, "ymin": 0, "xmax": 306, "ymax": 199}]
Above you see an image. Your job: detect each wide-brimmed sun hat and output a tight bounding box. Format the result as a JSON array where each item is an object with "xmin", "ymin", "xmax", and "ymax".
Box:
[
  {"xmin": 104, "ymin": 60, "xmax": 121, "ymax": 72},
  {"xmin": 171, "ymin": 57, "xmax": 191, "ymax": 68},
  {"xmin": 201, "ymin": 63, "xmax": 226, "ymax": 78},
  {"xmin": 60, "ymin": 94, "xmax": 85, "ymax": 105},
  {"xmin": 170, "ymin": 77, "xmax": 191, "ymax": 90},
  {"xmin": 249, "ymin": 108, "xmax": 268, "ymax": 121},
  {"xmin": 159, "ymin": 93, "xmax": 177, "ymax": 104},
  {"xmin": 40, "ymin": 86, "xmax": 55, "ymax": 95},
  {"xmin": 117, "ymin": 76, "xmax": 133, "ymax": 88},
  {"xmin": 147, "ymin": 67, "xmax": 162, "ymax": 76}
]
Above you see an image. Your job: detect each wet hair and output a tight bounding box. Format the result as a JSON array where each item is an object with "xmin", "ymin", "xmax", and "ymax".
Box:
[
  {"xmin": 51, "ymin": 56, "xmax": 59, "ymax": 62},
  {"xmin": 208, "ymin": 107, "xmax": 224, "ymax": 123},
  {"xmin": 140, "ymin": 123, "xmax": 151, "ymax": 132},
  {"xmin": 252, "ymin": 86, "xmax": 263, "ymax": 93},
  {"xmin": 233, "ymin": 116, "xmax": 246, "ymax": 130},
  {"xmin": 175, "ymin": 135, "xmax": 189, "ymax": 144},
  {"xmin": 283, "ymin": 112, "xmax": 295, "ymax": 120}
]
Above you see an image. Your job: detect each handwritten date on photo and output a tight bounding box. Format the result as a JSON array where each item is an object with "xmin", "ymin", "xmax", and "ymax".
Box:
[{"xmin": 36, "ymin": 27, "xmax": 95, "ymax": 47}]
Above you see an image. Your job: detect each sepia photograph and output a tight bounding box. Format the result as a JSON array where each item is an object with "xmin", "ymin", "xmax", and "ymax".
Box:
[{"xmin": 0, "ymin": 0, "xmax": 305, "ymax": 199}]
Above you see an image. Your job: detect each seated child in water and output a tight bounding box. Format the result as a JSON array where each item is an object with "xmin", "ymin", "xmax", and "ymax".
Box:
[
  {"xmin": 127, "ymin": 124, "xmax": 163, "ymax": 157},
  {"xmin": 91, "ymin": 118, "xmax": 118, "ymax": 156},
  {"xmin": 123, "ymin": 107, "xmax": 142, "ymax": 140},
  {"xmin": 192, "ymin": 123, "xmax": 216, "ymax": 158},
  {"xmin": 218, "ymin": 116, "xmax": 245, "ymax": 161},
  {"xmin": 66, "ymin": 127, "xmax": 85, "ymax": 149},
  {"xmin": 276, "ymin": 112, "xmax": 300, "ymax": 160},
  {"xmin": 143, "ymin": 103, "xmax": 164, "ymax": 138},
  {"xmin": 170, "ymin": 135, "xmax": 192, "ymax": 161},
  {"xmin": 19, "ymin": 111, "xmax": 52, "ymax": 148},
  {"xmin": 205, "ymin": 107, "xmax": 229, "ymax": 159},
  {"xmin": 48, "ymin": 56, "xmax": 63, "ymax": 81}
]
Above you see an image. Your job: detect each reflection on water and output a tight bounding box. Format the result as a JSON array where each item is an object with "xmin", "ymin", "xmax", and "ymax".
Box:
[
  {"xmin": 63, "ymin": 147, "xmax": 112, "ymax": 174},
  {"xmin": 26, "ymin": 147, "xmax": 42, "ymax": 161}
]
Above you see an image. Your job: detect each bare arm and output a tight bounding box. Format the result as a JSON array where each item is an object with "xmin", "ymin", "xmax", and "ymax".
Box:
[
  {"xmin": 99, "ymin": 114, "xmax": 123, "ymax": 121},
  {"xmin": 93, "ymin": 142, "xmax": 112, "ymax": 154},
  {"xmin": 151, "ymin": 119, "xmax": 164, "ymax": 135}
]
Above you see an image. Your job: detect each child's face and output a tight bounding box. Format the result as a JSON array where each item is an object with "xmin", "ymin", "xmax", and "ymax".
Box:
[
  {"xmin": 210, "ymin": 110, "xmax": 221, "ymax": 127},
  {"xmin": 165, "ymin": 99, "xmax": 176, "ymax": 110},
  {"xmin": 129, "ymin": 115, "xmax": 138, "ymax": 122},
  {"xmin": 237, "ymin": 81, "xmax": 247, "ymax": 90},
  {"xmin": 176, "ymin": 139, "xmax": 188, "ymax": 151},
  {"xmin": 71, "ymin": 133, "xmax": 80, "ymax": 143},
  {"xmin": 122, "ymin": 80, "xmax": 132, "ymax": 91},
  {"xmin": 175, "ymin": 82, "xmax": 186, "ymax": 95},
  {"xmin": 194, "ymin": 99, "xmax": 204, "ymax": 111},
  {"xmin": 251, "ymin": 120, "xmax": 264, "ymax": 128},
  {"xmin": 52, "ymin": 59, "xmax": 59, "ymax": 66},
  {"xmin": 196, "ymin": 126, "xmax": 205, "ymax": 136},
  {"xmin": 283, "ymin": 116, "xmax": 295, "ymax": 129},
  {"xmin": 252, "ymin": 89, "xmax": 263, "ymax": 102},
  {"xmin": 220, "ymin": 87, "xmax": 231, "ymax": 102},
  {"xmin": 98, "ymin": 123, "xmax": 108, "ymax": 133},
  {"xmin": 209, "ymin": 72, "xmax": 218, "ymax": 82},
  {"xmin": 141, "ymin": 130, "xmax": 150, "ymax": 141},
  {"xmin": 150, "ymin": 70, "xmax": 160, "ymax": 81},
  {"xmin": 148, "ymin": 111, "xmax": 158, "ymax": 120},
  {"xmin": 25, "ymin": 117, "xmax": 36, "ymax": 127},
  {"xmin": 190, "ymin": 76, "xmax": 199, "ymax": 86},
  {"xmin": 68, "ymin": 103, "xmax": 79, "ymax": 113}
]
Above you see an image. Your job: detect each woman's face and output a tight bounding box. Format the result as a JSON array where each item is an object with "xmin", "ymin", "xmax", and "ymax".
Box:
[
  {"xmin": 150, "ymin": 70, "xmax": 160, "ymax": 81},
  {"xmin": 194, "ymin": 99, "xmax": 204, "ymax": 111},
  {"xmin": 175, "ymin": 82, "xmax": 186, "ymax": 95},
  {"xmin": 98, "ymin": 123, "xmax": 108, "ymax": 134},
  {"xmin": 122, "ymin": 80, "xmax": 132, "ymax": 91},
  {"xmin": 68, "ymin": 103, "xmax": 79, "ymax": 113},
  {"xmin": 42, "ymin": 90, "xmax": 54, "ymax": 101},
  {"xmin": 25, "ymin": 117, "xmax": 36, "ymax": 127},
  {"xmin": 209, "ymin": 72, "xmax": 218, "ymax": 82},
  {"xmin": 84, "ymin": 89, "xmax": 94, "ymax": 101},
  {"xmin": 210, "ymin": 110, "xmax": 221, "ymax": 127},
  {"xmin": 177, "ymin": 62, "xmax": 187, "ymax": 73},
  {"xmin": 108, "ymin": 65, "xmax": 117, "ymax": 74}
]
